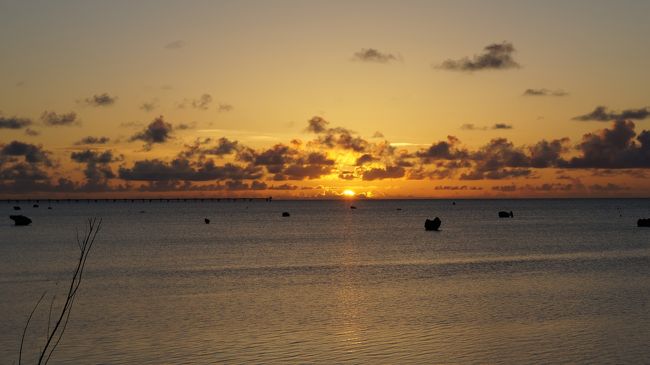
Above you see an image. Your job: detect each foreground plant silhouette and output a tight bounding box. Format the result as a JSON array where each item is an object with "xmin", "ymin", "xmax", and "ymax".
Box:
[{"xmin": 19, "ymin": 218, "xmax": 102, "ymax": 365}]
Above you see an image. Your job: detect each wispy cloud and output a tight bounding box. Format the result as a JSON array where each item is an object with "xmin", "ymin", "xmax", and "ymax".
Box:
[
  {"xmin": 523, "ymin": 88, "xmax": 568, "ymax": 97},
  {"xmin": 84, "ymin": 93, "xmax": 117, "ymax": 107},
  {"xmin": 573, "ymin": 106, "xmax": 650, "ymax": 122},
  {"xmin": 164, "ymin": 40, "xmax": 186, "ymax": 50},
  {"xmin": 353, "ymin": 48, "xmax": 399, "ymax": 63}
]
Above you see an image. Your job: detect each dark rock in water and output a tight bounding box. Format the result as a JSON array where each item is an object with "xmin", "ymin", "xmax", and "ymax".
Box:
[
  {"xmin": 47, "ymin": 207, "xmax": 53, "ymax": 210},
  {"xmin": 204, "ymin": 218, "xmax": 210, "ymax": 224},
  {"xmin": 10, "ymin": 215, "xmax": 32, "ymax": 226},
  {"xmin": 425, "ymin": 217, "xmax": 441, "ymax": 231},
  {"xmin": 396, "ymin": 208, "xmax": 402, "ymax": 211},
  {"xmin": 498, "ymin": 211, "xmax": 514, "ymax": 218},
  {"xmin": 282, "ymin": 212, "xmax": 290, "ymax": 217},
  {"xmin": 350, "ymin": 206, "xmax": 357, "ymax": 210},
  {"xmin": 452, "ymin": 201, "xmax": 456, "ymax": 205},
  {"xmin": 638, "ymin": 218, "xmax": 650, "ymax": 227},
  {"xmin": 13, "ymin": 206, "xmax": 21, "ymax": 211},
  {"xmin": 33, "ymin": 204, "xmax": 39, "ymax": 208}
]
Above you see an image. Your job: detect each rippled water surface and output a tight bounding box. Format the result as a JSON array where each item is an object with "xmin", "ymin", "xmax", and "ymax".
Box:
[{"xmin": 2, "ymin": 199, "xmax": 650, "ymax": 364}]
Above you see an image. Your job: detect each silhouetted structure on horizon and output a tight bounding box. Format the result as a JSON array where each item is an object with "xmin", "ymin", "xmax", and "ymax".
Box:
[
  {"xmin": 10, "ymin": 215, "xmax": 32, "ymax": 226},
  {"xmin": 425, "ymin": 217, "xmax": 441, "ymax": 231}
]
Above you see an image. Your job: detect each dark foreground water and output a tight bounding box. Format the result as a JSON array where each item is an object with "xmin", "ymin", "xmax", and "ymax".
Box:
[{"xmin": 2, "ymin": 199, "xmax": 650, "ymax": 364}]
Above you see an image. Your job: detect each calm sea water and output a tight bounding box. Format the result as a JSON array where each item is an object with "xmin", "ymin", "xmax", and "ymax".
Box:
[{"xmin": 2, "ymin": 199, "xmax": 650, "ymax": 364}]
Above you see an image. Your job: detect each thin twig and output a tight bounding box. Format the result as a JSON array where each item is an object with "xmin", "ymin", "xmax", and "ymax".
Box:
[{"xmin": 19, "ymin": 292, "xmax": 46, "ymax": 365}]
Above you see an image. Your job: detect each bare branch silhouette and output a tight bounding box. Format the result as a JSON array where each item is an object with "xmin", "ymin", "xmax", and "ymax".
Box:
[{"xmin": 18, "ymin": 218, "xmax": 102, "ymax": 365}]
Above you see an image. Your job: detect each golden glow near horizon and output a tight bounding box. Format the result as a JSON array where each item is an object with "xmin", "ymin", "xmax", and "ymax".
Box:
[
  {"xmin": 343, "ymin": 189, "xmax": 356, "ymax": 198},
  {"xmin": 1, "ymin": 1, "xmax": 650, "ymax": 198}
]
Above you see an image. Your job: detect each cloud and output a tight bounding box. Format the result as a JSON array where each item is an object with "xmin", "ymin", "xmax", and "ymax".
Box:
[
  {"xmin": 0, "ymin": 115, "xmax": 32, "ymax": 129},
  {"xmin": 240, "ymin": 142, "xmax": 335, "ymax": 180},
  {"xmin": 218, "ymin": 103, "xmax": 233, "ymax": 112},
  {"xmin": 74, "ymin": 136, "xmax": 110, "ymax": 145},
  {"xmin": 118, "ymin": 158, "xmax": 263, "ymax": 181},
  {"xmin": 434, "ymin": 185, "xmax": 483, "ymax": 191},
  {"xmin": 523, "ymin": 88, "xmax": 568, "ymax": 97},
  {"xmin": 353, "ymin": 48, "xmax": 399, "ymax": 63},
  {"xmin": 305, "ymin": 117, "xmax": 369, "ymax": 152},
  {"xmin": 588, "ymin": 183, "xmax": 630, "ymax": 192},
  {"xmin": 140, "ymin": 101, "xmax": 157, "ymax": 112},
  {"xmin": 492, "ymin": 123, "xmax": 513, "ymax": 129},
  {"xmin": 24, "ymin": 128, "xmax": 39, "ymax": 136},
  {"xmin": 179, "ymin": 94, "xmax": 213, "ymax": 110},
  {"xmin": 129, "ymin": 116, "xmax": 174, "ymax": 149},
  {"xmin": 562, "ymin": 120, "xmax": 650, "ymax": 168},
  {"xmin": 460, "ymin": 123, "xmax": 513, "ymax": 130},
  {"xmin": 70, "ymin": 149, "xmax": 121, "ymax": 190},
  {"xmin": 41, "ymin": 111, "xmax": 78, "ymax": 126},
  {"xmin": 164, "ymin": 40, "xmax": 186, "ymax": 50},
  {"xmin": 362, "ymin": 166, "xmax": 405, "ymax": 180},
  {"xmin": 269, "ymin": 183, "xmax": 299, "ymax": 190},
  {"xmin": 416, "ymin": 136, "xmax": 467, "ymax": 161},
  {"xmin": 573, "ymin": 106, "xmax": 650, "ymax": 122},
  {"xmin": 1, "ymin": 141, "xmax": 53, "ymax": 165},
  {"xmin": 84, "ymin": 93, "xmax": 117, "ymax": 107},
  {"xmin": 460, "ymin": 124, "xmax": 486, "ymax": 131},
  {"xmin": 437, "ymin": 42, "xmax": 520, "ymax": 72}
]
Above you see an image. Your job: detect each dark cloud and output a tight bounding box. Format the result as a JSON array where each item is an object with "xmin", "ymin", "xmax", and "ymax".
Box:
[
  {"xmin": 0, "ymin": 115, "xmax": 32, "ymax": 129},
  {"xmin": 573, "ymin": 106, "xmax": 650, "ymax": 122},
  {"xmin": 70, "ymin": 150, "xmax": 120, "ymax": 190},
  {"xmin": 353, "ymin": 48, "xmax": 399, "ymax": 63},
  {"xmin": 491, "ymin": 185, "xmax": 517, "ymax": 192},
  {"xmin": 1, "ymin": 141, "xmax": 52, "ymax": 165},
  {"xmin": 528, "ymin": 139, "xmax": 569, "ymax": 168},
  {"xmin": 563, "ymin": 120, "xmax": 650, "ymax": 168},
  {"xmin": 129, "ymin": 116, "xmax": 174, "ymax": 149},
  {"xmin": 41, "ymin": 111, "xmax": 78, "ymax": 126},
  {"xmin": 492, "ymin": 123, "xmax": 513, "ymax": 130},
  {"xmin": 362, "ymin": 166, "xmax": 405, "ymax": 180},
  {"xmin": 437, "ymin": 42, "xmax": 520, "ymax": 72},
  {"xmin": 305, "ymin": 116, "xmax": 329, "ymax": 134},
  {"xmin": 246, "ymin": 144, "xmax": 335, "ymax": 180},
  {"xmin": 269, "ymin": 183, "xmax": 299, "ymax": 190},
  {"xmin": 74, "ymin": 136, "xmax": 110, "ymax": 145},
  {"xmin": 355, "ymin": 153, "xmax": 378, "ymax": 165},
  {"xmin": 119, "ymin": 158, "xmax": 263, "ymax": 182},
  {"xmin": 416, "ymin": 136, "xmax": 467, "ymax": 162},
  {"xmin": 84, "ymin": 93, "xmax": 116, "ymax": 107},
  {"xmin": 523, "ymin": 89, "xmax": 568, "ymax": 97},
  {"xmin": 0, "ymin": 141, "xmax": 54, "ymax": 191},
  {"xmin": 589, "ymin": 183, "xmax": 630, "ymax": 192},
  {"xmin": 460, "ymin": 138, "xmax": 532, "ymax": 180},
  {"xmin": 434, "ymin": 185, "xmax": 483, "ymax": 191}
]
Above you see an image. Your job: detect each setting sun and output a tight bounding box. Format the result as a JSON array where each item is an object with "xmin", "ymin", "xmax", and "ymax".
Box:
[{"xmin": 342, "ymin": 189, "xmax": 356, "ymax": 197}]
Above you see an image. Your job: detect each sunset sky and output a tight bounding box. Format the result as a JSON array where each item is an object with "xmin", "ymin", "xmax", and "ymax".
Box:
[{"xmin": 1, "ymin": 0, "xmax": 650, "ymax": 198}]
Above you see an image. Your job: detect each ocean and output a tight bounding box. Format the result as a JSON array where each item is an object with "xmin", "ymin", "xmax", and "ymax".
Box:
[{"xmin": 2, "ymin": 199, "xmax": 650, "ymax": 364}]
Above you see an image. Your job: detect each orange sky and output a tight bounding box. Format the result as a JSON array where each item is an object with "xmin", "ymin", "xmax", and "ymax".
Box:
[{"xmin": 1, "ymin": 1, "xmax": 650, "ymax": 198}]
